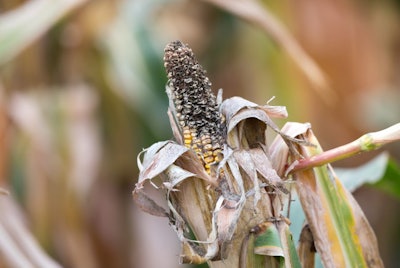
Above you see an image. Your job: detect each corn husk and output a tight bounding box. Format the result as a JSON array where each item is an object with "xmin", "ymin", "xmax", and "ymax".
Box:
[{"xmin": 134, "ymin": 95, "xmax": 304, "ymax": 267}]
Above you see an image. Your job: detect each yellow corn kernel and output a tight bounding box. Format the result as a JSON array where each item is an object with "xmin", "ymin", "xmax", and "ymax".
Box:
[
  {"xmin": 214, "ymin": 154, "xmax": 223, "ymax": 162},
  {"xmin": 203, "ymin": 144, "xmax": 213, "ymax": 151},
  {"xmin": 204, "ymin": 156, "xmax": 215, "ymax": 164},
  {"xmin": 201, "ymin": 138, "xmax": 212, "ymax": 146},
  {"xmin": 190, "ymin": 130, "xmax": 197, "ymax": 137},
  {"xmin": 203, "ymin": 150, "xmax": 212, "ymax": 157},
  {"xmin": 212, "ymin": 148, "xmax": 221, "ymax": 156}
]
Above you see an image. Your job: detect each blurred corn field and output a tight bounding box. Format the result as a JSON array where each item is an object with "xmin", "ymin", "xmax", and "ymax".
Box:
[{"xmin": 0, "ymin": 0, "xmax": 399, "ymax": 267}]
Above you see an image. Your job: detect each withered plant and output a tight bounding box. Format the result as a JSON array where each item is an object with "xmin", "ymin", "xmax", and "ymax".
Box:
[{"xmin": 133, "ymin": 41, "xmax": 399, "ymax": 267}]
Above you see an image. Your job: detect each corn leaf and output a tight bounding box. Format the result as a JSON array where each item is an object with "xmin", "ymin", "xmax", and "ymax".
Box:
[{"xmin": 293, "ymin": 128, "xmax": 384, "ymax": 268}]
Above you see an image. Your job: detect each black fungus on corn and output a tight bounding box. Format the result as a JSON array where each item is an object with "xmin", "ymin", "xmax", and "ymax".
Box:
[{"xmin": 163, "ymin": 40, "xmax": 225, "ymax": 174}]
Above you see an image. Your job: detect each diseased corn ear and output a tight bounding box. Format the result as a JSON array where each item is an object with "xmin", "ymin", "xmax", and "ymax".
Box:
[{"xmin": 164, "ymin": 41, "xmax": 225, "ymax": 174}]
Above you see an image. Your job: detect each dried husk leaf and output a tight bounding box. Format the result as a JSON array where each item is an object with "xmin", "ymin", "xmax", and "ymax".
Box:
[
  {"xmin": 269, "ymin": 122, "xmax": 312, "ymax": 177},
  {"xmin": 221, "ymin": 97, "xmax": 288, "ymax": 145},
  {"xmin": 168, "ymin": 174, "xmax": 220, "ymax": 262},
  {"xmin": 134, "ymin": 96, "xmax": 299, "ymax": 266},
  {"xmin": 137, "ymin": 141, "xmax": 189, "ymax": 183},
  {"xmin": 132, "ymin": 188, "xmax": 168, "ymax": 217},
  {"xmin": 134, "ymin": 141, "xmax": 188, "ymax": 217},
  {"xmin": 134, "ymin": 141, "xmax": 221, "ymax": 261},
  {"xmin": 221, "ymin": 97, "xmax": 288, "ymax": 122}
]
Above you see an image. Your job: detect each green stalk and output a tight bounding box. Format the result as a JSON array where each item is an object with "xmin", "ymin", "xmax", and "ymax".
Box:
[{"xmin": 290, "ymin": 123, "xmax": 400, "ymax": 173}]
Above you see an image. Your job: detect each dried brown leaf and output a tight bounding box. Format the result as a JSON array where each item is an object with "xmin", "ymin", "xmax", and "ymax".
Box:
[
  {"xmin": 137, "ymin": 141, "xmax": 189, "ymax": 183},
  {"xmin": 221, "ymin": 96, "xmax": 287, "ymax": 124},
  {"xmin": 132, "ymin": 189, "xmax": 169, "ymax": 217},
  {"xmin": 269, "ymin": 122, "xmax": 312, "ymax": 176}
]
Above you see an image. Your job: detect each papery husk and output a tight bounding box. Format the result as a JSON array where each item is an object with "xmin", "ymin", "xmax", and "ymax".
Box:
[
  {"xmin": 134, "ymin": 141, "xmax": 219, "ymax": 262},
  {"xmin": 134, "ymin": 96, "xmax": 300, "ymax": 267}
]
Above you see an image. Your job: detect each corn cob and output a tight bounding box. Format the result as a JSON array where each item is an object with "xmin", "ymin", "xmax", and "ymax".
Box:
[{"xmin": 163, "ymin": 40, "xmax": 225, "ymax": 174}]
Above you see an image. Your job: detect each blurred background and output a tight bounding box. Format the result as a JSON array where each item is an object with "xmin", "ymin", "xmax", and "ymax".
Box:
[{"xmin": 0, "ymin": 0, "xmax": 399, "ymax": 267}]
